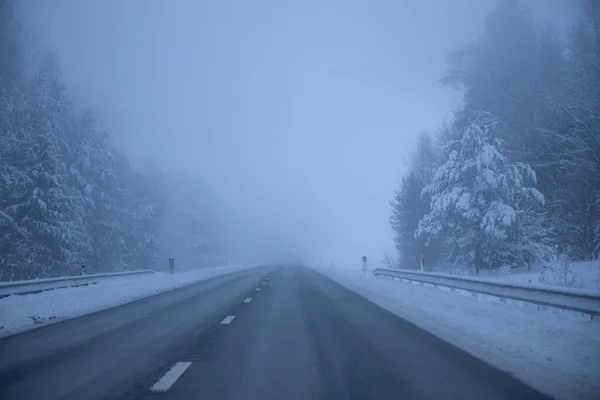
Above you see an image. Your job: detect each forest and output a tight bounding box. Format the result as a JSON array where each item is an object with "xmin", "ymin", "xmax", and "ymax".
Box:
[
  {"xmin": 390, "ymin": 0, "xmax": 600, "ymax": 273},
  {"xmin": 0, "ymin": 0, "xmax": 221, "ymax": 280},
  {"xmin": 2, "ymin": 0, "xmax": 599, "ymax": 280}
]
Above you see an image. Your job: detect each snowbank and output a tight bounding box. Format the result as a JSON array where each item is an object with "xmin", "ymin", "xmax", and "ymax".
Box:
[
  {"xmin": 0, "ymin": 265, "xmax": 251, "ymax": 338},
  {"xmin": 312, "ymin": 265, "xmax": 600, "ymax": 400}
]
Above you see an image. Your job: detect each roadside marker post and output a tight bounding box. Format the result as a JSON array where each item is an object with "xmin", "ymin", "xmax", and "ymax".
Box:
[{"xmin": 362, "ymin": 256, "xmax": 368, "ymax": 275}]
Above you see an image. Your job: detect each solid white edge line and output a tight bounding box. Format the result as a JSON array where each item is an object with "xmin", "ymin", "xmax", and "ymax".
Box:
[
  {"xmin": 221, "ymin": 315, "xmax": 236, "ymax": 324},
  {"xmin": 244, "ymin": 298, "xmax": 252, "ymax": 303},
  {"xmin": 150, "ymin": 362, "xmax": 192, "ymax": 392}
]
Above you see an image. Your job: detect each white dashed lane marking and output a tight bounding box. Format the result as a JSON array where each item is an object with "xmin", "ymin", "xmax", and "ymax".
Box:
[
  {"xmin": 221, "ymin": 315, "xmax": 236, "ymax": 324},
  {"xmin": 150, "ymin": 362, "xmax": 192, "ymax": 392},
  {"xmin": 244, "ymin": 298, "xmax": 252, "ymax": 303},
  {"xmin": 255, "ymin": 288, "xmax": 261, "ymax": 291}
]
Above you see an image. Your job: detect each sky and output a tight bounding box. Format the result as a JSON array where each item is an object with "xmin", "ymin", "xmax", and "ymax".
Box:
[{"xmin": 18, "ymin": 0, "xmax": 579, "ymax": 267}]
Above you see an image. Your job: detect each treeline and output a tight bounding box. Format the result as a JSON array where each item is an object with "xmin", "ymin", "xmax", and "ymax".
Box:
[
  {"xmin": 390, "ymin": 0, "xmax": 600, "ymax": 273},
  {"xmin": 0, "ymin": 0, "xmax": 219, "ymax": 280}
]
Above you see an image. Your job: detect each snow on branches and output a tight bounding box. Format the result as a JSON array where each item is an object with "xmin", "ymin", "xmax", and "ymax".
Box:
[{"xmin": 416, "ymin": 112, "xmax": 550, "ymax": 272}]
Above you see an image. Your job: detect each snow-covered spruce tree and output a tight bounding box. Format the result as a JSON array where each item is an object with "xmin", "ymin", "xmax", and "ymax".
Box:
[
  {"xmin": 558, "ymin": 1, "xmax": 600, "ymax": 260},
  {"xmin": 13, "ymin": 58, "xmax": 92, "ymax": 278},
  {"xmin": 75, "ymin": 109, "xmax": 121, "ymax": 272},
  {"xmin": 389, "ymin": 132, "xmax": 443, "ymax": 270},
  {"xmin": 0, "ymin": 0, "xmax": 30, "ymax": 280},
  {"xmin": 416, "ymin": 111, "xmax": 551, "ymax": 273},
  {"xmin": 390, "ymin": 172, "xmax": 425, "ymax": 269}
]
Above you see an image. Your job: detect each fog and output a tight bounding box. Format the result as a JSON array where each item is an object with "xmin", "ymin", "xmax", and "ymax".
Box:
[{"xmin": 18, "ymin": 0, "xmax": 578, "ymax": 268}]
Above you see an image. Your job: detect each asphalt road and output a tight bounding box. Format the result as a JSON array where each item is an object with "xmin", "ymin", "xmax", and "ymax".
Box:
[{"xmin": 0, "ymin": 266, "xmax": 553, "ymax": 400}]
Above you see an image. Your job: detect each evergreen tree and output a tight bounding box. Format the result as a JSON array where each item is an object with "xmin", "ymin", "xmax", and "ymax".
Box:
[
  {"xmin": 557, "ymin": 0, "xmax": 600, "ymax": 259},
  {"xmin": 416, "ymin": 112, "xmax": 550, "ymax": 273},
  {"xmin": 0, "ymin": 2, "xmax": 219, "ymax": 280},
  {"xmin": 390, "ymin": 172, "xmax": 424, "ymax": 269},
  {"xmin": 76, "ymin": 109, "xmax": 120, "ymax": 272},
  {"xmin": 389, "ymin": 132, "xmax": 441, "ymax": 269}
]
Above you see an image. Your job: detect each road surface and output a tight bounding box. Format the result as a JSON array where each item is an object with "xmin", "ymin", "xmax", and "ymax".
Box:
[{"xmin": 0, "ymin": 266, "xmax": 552, "ymax": 400}]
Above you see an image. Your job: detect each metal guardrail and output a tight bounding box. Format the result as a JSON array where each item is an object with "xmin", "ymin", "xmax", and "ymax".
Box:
[
  {"xmin": 0, "ymin": 270, "xmax": 155, "ymax": 297},
  {"xmin": 373, "ymin": 268, "xmax": 600, "ymax": 317}
]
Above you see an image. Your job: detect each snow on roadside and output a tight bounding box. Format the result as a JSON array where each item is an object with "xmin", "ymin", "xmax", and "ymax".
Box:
[
  {"xmin": 311, "ymin": 266, "xmax": 600, "ymax": 400},
  {"xmin": 489, "ymin": 260, "xmax": 600, "ymax": 292},
  {"xmin": 441, "ymin": 260, "xmax": 600, "ymax": 292},
  {"xmin": 0, "ymin": 265, "xmax": 250, "ymax": 338}
]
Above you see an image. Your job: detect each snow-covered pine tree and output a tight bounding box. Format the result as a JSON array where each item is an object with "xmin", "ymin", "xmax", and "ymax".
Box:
[
  {"xmin": 0, "ymin": 89, "xmax": 32, "ymax": 280},
  {"xmin": 416, "ymin": 111, "xmax": 550, "ymax": 273},
  {"xmin": 0, "ymin": 0, "xmax": 29, "ymax": 280},
  {"xmin": 12, "ymin": 58, "xmax": 92, "ymax": 278},
  {"xmin": 389, "ymin": 132, "xmax": 442, "ymax": 269},
  {"xmin": 0, "ymin": 4, "xmax": 177, "ymax": 279},
  {"xmin": 558, "ymin": 1, "xmax": 600, "ymax": 259},
  {"xmin": 440, "ymin": 0, "xmax": 574, "ymax": 260},
  {"xmin": 75, "ymin": 109, "xmax": 121, "ymax": 272},
  {"xmin": 390, "ymin": 172, "xmax": 423, "ymax": 269}
]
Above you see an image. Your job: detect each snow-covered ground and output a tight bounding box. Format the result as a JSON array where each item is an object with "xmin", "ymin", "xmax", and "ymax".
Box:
[
  {"xmin": 312, "ymin": 265, "xmax": 600, "ymax": 400},
  {"xmin": 437, "ymin": 260, "xmax": 600, "ymax": 292},
  {"xmin": 0, "ymin": 265, "xmax": 251, "ymax": 338},
  {"xmin": 484, "ymin": 260, "xmax": 600, "ymax": 292}
]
